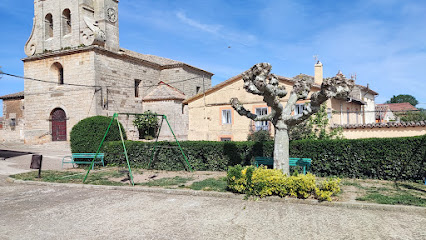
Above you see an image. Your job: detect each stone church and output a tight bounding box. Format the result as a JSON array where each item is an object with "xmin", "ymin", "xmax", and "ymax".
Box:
[{"xmin": 8, "ymin": 0, "xmax": 213, "ymax": 144}]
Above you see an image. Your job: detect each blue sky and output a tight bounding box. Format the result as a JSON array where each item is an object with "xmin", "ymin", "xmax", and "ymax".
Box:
[{"xmin": 1, "ymin": 0, "xmax": 426, "ymax": 116}]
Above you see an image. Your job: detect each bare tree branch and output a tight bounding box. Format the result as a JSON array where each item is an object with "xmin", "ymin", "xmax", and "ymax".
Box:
[
  {"xmin": 285, "ymin": 72, "xmax": 355, "ymax": 126},
  {"xmin": 230, "ymin": 98, "xmax": 276, "ymax": 121}
]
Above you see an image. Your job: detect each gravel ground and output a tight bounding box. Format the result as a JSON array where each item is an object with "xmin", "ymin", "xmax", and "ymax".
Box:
[
  {"xmin": 0, "ymin": 176, "xmax": 425, "ymax": 240},
  {"xmin": 1, "ymin": 142, "xmax": 425, "ymax": 240}
]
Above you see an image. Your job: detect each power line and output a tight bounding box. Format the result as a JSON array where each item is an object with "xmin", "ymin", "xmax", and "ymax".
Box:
[
  {"xmin": 0, "ymin": 71, "xmax": 204, "ymax": 90},
  {"xmin": 1, "ymin": 72, "xmax": 101, "ymax": 88}
]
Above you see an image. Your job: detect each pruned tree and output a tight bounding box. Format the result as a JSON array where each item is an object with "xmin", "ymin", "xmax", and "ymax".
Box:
[{"xmin": 230, "ymin": 63, "xmax": 354, "ymax": 175}]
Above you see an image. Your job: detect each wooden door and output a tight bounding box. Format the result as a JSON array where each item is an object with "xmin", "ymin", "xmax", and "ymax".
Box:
[{"xmin": 51, "ymin": 108, "xmax": 67, "ymax": 141}]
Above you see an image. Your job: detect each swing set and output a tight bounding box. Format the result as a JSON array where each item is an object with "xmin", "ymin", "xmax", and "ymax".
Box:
[{"xmin": 83, "ymin": 112, "xmax": 193, "ymax": 186}]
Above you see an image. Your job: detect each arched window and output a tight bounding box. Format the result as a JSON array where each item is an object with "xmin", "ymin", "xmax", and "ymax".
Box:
[
  {"xmin": 45, "ymin": 13, "xmax": 53, "ymax": 39},
  {"xmin": 51, "ymin": 63, "xmax": 64, "ymax": 85},
  {"xmin": 62, "ymin": 9, "xmax": 71, "ymax": 36}
]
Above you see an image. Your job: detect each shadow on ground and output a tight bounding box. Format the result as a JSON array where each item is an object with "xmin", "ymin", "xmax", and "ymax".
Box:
[{"xmin": 0, "ymin": 150, "xmax": 33, "ymax": 159}]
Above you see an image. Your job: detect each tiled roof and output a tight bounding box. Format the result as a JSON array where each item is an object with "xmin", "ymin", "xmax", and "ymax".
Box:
[
  {"xmin": 183, "ymin": 73, "xmax": 320, "ymax": 104},
  {"xmin": 0, "ymin": 91, "xmax": 24, "ymax": 100},
  {"xmin": 119, "ymin": 48, "xmax": 181, "ymax": 66},
  {"xmin": 119, "ymin": 48, "xmax": 213, "ymax": 76},
  {"xmin": 143, "ymin": 81, "xmax": 186, "ymax": 102},
  {"xmin": 377, "ymin": 103, "xmax": 417, "ymax": 112},
  {"xmin": 332, "ymin": 121, "xmax": 426, "ymax": 129}
]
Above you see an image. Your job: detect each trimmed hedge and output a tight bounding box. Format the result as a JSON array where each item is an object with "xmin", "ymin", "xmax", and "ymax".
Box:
[
  {"xmin": 102, "ymin": 135, "xmax": 426, "ymax": 180},
  {"xmin": 71, "ymin": 116, "xmax": 127, "ymax": 153}
]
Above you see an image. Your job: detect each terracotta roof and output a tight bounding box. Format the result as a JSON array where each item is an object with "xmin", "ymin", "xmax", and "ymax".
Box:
[
  {"xmin": 332, "ymin": 121, "xmax": 426, "ymax": 129},
  {"xmin": 0, "ymin": 91, "xmax": 24, "ymax": 100},
  {"xmin": 377, "ymin": 103, "xmax": 417, "ymax": 112},
  {"xmin": 183, "ymin": 73, "xmax": 321, "ymax": 104},
  {"xmin": 355, "ymin": 84, "xmax": 379, "ymax": 95},
  {"xmin": 143, "ymin": 81, "xmax": 186, "ymax": 102}
]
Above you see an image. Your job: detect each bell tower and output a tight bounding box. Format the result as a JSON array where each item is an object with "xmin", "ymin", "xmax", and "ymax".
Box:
[{"xmin": 25, "ymin": 0, "xmax": 120, "ymax": 56}]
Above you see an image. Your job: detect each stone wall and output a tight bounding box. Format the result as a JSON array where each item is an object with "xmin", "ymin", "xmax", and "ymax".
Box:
[
  {"xmin": 160, "ymin": 67, "xmax": 211, "ymax": 98},
  {"xmin": 25, "ymin": 0, "xmax": 119, "ymax": 56},
  {"xmin": 144, "ymin": 100, "xmax": 188, "ymax": 140},
  {"xmin": 23, "ymin": 50, "xmax": 97, "ymax": 144},
  {"xmin": 0, "ymin": 98, "xmax": 25, "ymax": 142}
]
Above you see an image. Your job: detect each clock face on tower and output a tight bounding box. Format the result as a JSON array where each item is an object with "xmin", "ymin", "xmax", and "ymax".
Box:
[{"xmin": 107, "ymin": 8, "xmax": 117, "ymax": 23}]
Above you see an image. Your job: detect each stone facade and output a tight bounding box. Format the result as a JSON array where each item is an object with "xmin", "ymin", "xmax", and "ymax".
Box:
[
  {"xmin": 0, "ymin": 92, "xmax": 25, "ymax": 142},
  {"xmin": 20, "ymin": 0, "xmax": 212, "ymax": 144}
]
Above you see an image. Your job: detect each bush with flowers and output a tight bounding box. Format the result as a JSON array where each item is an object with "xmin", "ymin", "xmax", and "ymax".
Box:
[{"xmin": 227, "ymin": 165, "xmax": 340, "ymax": 201}]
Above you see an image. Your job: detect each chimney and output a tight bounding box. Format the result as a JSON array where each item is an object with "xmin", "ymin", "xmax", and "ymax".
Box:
[{"xmin": 314, "ymin": 61, "xmax": 323, "ymax": 85}]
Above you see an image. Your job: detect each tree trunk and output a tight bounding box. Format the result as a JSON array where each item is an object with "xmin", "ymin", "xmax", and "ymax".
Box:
[{"xmin": 273, "ymin": 122, "xmax": 290, "ymax": 175}]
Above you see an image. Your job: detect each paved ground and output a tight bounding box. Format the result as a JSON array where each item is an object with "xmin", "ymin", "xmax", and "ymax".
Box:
[
  {"xmin": 0, "ymin": 141, "xmax": 71, "ymax": 175},
  {"xmin": 0, "ymin": 142, "xmax": 425, "ymax": 240}
]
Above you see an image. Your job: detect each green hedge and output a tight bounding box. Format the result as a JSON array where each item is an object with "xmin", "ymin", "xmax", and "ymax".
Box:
[
  {"xmin": 71, "ymin": 116, "xmax": 127, "ymax": 153},
  {"xmin": 102, "ymin": 135, "xmax": 426, "ymax": 180}
]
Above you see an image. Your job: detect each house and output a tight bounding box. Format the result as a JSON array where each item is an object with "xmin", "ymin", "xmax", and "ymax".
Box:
[
  {"xmin": 0, "ymin": 92, "xmax": 25, "ymax": 142},
  {"xmin": 0, "ymin": 0, "xmax": 213, "ymax": 144},
  {"xmin": 184, "ymin": 62, "xmax": 377, "ymax": 141},
  {"xmin": 375, "ymin": 103, "xmax": 417, "ymax": 122}
]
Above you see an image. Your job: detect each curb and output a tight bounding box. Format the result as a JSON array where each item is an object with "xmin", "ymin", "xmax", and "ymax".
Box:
[{"xmin": 7, "ymin": 177, "xmax": 426, "ymax": 214}]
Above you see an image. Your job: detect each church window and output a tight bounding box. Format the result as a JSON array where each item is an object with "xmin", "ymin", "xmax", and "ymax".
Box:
[
  {"xmin": 45, "ymin": 13, "xmax": 53, "ymax": 39},
  {"xmin": 62, "ymin": 9, "xmax": 71, "ymax": 36},
  {"xmin": 52, "ymin": 63, "xmax": 64, "ymax": 85},
  {"xmin": 196, "ymin": 86, "xmax": 201, "ymax": 94},
  {"xmin": 135, "ymin": 79, "xmax": 141, "ymax": 97}
]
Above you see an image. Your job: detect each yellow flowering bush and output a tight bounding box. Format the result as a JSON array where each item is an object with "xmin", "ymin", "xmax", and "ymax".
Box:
[
  {"xmin": 315, "ymin": 178, "xmax": 341, "ymax": 201},
  {"xmin": 227, "ymin": 165, "xmax": 341, "ymax": 201}
]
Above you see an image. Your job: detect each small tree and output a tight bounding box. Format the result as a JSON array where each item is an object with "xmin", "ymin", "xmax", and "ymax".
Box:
[
  {"xmin": 247, "ymin": 130, "xmax": 273, "ymax": 142},
  {"xmin": 133, "ymin": 110, "xmax": 159, "ymax": 140},
  {"xmin": 289, "ymin": 104, "xmax": 343, "ymax": 140},
  {"xmin": 385, "ymin": 94, "xmax": 418, "ymax": 106},
  {"xmin": 231, "ymin": 63, "xmax": 353, "ymax": 175}
]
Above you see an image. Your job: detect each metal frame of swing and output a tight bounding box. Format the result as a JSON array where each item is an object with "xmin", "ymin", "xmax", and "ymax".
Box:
[{"xmin": 83, "ymin": 112, "xmax": 193, "ymax": 186}]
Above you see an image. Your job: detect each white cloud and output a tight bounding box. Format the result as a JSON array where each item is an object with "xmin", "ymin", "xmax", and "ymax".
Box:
[
  {"xmin": 176, "ymin": 12, "xmax": 222, "ymax": 34},
  {"xmin": 175, "ymin": 11, "xmax": 257, "ymax": 47}
]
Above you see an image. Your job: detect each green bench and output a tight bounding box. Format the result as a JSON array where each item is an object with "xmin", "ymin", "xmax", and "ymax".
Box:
[
  {"xmin": 254, "ymin": 157, "xmax": 312, "ymax": 174},
  {"xmin": 62, "ymin": 153, "xmax": 105, "ymax": 170}
]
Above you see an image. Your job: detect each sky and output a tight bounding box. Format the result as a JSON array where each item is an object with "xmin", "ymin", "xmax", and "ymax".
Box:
[{"xmin": 0, "ymin": 0, "xmax": 425, "ymax": 116}]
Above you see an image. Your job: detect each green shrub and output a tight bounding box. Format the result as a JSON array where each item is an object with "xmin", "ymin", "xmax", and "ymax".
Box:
[
  {"xmin": 227, "ymin": 166, "xmax": 340, "ymax": 201},
  {"xmin": 133, "ymin": 110, "xmax": 159, "ymax": 139},
  {"xmin": 102, "ymin": 135, "xmax": 425, "ymax": 181},
  {"xmin": 70, "ymin": 116, "xmax": 127, "ymax": 154},
  {"xmin": 247, "ymin": 130, "xmax": 272, "ymax": 141}
]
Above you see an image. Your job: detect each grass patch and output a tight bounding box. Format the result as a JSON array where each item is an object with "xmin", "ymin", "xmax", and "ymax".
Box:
[
  {"xmin": 341, "ymin": 180, "xmax": 364, "ymax": 189},
  {"xmin": 189, "ymin": 177, "xmax": 227, "ymax": 192},
  {"xmin": 357, "ymin": 193, "xmax": 426, "ymax": 207},
  {"xmin": 11, "ymin": 169, "xmax": 127, "ymax": 186},
  {"xmin": 137, "ymin": 176, "xmax": 193, "ymax": 187},
  {"xmin": 348, "ymin": 179, "xmax": 426, "ymax": 207}
]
